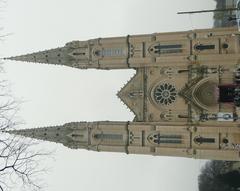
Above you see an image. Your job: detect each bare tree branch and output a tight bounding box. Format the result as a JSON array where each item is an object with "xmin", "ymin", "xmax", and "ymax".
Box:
[{"xmin": 0, "ymin": 50, "xmax": 51, "ymax": 191}]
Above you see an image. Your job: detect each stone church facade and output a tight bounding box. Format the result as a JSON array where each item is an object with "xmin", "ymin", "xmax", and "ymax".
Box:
[{"xmin": 6, "ymin": 27, "xmax": 240, "ymax": 161}]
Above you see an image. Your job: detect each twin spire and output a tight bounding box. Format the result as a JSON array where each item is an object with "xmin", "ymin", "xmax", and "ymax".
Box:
[{"xmin": 4, "ymin": 39, "xmax": 135, "ymax": 145}]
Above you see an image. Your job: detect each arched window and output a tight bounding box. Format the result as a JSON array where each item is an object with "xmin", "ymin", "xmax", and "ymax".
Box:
[
  {"xmin": 194, "ymin": 136, "xmax": 215, "ymax": 144},
  {"xmin": 94, "ymin": 133, "xmax": 123, "ymax": 140},
  {"xmin": 194, "ymin": 44, "xmax": 215, "ymax": 51},
  {"xmin": 73, "ymin": 52, "xmax": 85, "ymax": 56},
  {"xmin": 149, "ymin": 44, "xmax": 182, "ymax": 56},
  {"xmin": 103, "ymin": 48, "xmax": 124, "ymax": 57},
  {"xmin": 71, "ymin": 134, "xmax": 84, "ymax": 138},
  {"xmin": 148, "ymin": 133, "xmax": 182, "ymax": 144},
  {"xmin": 94, "ymin": 48, "xmax": 124, "ymax": 57}
]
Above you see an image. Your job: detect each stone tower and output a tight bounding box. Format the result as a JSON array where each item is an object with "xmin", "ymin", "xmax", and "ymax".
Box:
[{"xmin": 6, "ymin": 27, "xmax": 240, "ymax": 161}]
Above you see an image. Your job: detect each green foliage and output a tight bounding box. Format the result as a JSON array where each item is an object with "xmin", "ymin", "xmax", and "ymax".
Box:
[{"xmin": 198, "ymin": 161, "xmax": 240, "ymax": 191}]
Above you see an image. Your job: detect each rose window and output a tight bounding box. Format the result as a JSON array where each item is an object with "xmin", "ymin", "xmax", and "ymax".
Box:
[{"xmin": 154, "ymin": 83, "xmax": 177, "ymax": 105}]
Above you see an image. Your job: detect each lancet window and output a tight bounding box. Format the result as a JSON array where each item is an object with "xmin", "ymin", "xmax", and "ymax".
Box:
[
  {"xmin": 94, "ymin": 133, "xmax": 123, "ymax": 140},
  {"xmin": 94, "ymin": 48, "xmax": 124, "ymax": 57},
  {"xmin": 194, "ymin": 136, "xmax": 215, "ymax": 144},
  {"xmin": 148, "ymin": 133, "xmax": 182, "ymax": 144},
  {"xmin": 194, "ymin": 44, "xmax": 215, "ymax": 51},
  {"xmin": 149, "ymin": 44, "xmax": 182, "ymax": 56}
]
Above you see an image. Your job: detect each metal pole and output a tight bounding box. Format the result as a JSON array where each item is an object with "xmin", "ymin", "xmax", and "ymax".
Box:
[{"xmin": 178, "ymin": 8, "xmax": 239, "ymax": 15}]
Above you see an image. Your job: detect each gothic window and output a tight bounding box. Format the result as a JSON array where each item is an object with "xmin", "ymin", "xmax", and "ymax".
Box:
[
  {"xmin": 153, "ymin": 83, "xmax": 177, "ymax": 105},
  {"xmin": 194, "ymin": 136, "xmax": 215, "ymax": 144},
  {"xmin": 149, "ymin": 44, "xmax": 182, "ymax": 56},
  {"xmin": 94, "ymin": 133, "xmax": 123, "ymax": 140},
  {"xmin": 95, "ymin": 48, "xmax": 124, "ymax": 57},
  {"xmin": 73, "ymin": 52, "xmax": 85, "ymax": 56},
  {"xmin": 148, "ymin": 133, "xmax": 182, "ymax": 145},
  {"xmin": 160, "ymin": 112, "xmax": 175, "ymax": 121},
  {"xmin": 71, "ymin": 134, "xmax": 84, "ymax": 138},
  {"xmin": 194, "ymin": 44, "xmax": 215, "ymax": 51}
]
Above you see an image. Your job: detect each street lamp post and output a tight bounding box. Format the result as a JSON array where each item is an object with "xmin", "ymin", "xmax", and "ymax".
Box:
[{"xmin": 178, "ymin": 8, "xmax": 239, "ymax": 15}]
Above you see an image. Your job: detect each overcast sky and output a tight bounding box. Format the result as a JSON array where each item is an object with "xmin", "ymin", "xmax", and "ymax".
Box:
[{"xmin": 0, "ymin": 0, "xmax": 215, "ymax": 191}]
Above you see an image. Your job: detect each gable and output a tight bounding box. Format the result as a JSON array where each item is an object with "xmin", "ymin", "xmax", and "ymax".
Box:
[{"xmin": 117, "ymin": 69, "xmax": 144, "ymax": 121}]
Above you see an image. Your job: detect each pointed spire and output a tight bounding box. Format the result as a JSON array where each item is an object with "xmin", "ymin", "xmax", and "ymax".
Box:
[
  {"xmin": 7, "ymin": 122, "xmax": 90, "ymax": 149},
  {"xmin": 4, "ymin": 41, "xmax": 93, "ymax": 69},
  {"xmin": 5, "ymin": 47, "xmax": 67, "ymax": 65},
  {"xmin": 7, "ymin": 125, "xmax": 63, "ymax": 141}
]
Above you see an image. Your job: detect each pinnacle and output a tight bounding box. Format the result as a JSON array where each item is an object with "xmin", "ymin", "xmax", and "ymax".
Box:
[
  {"xmin": 3, "ymin": 55, "xmax": 25, "ymax": 61},
  {"xmin": 0, "ymin": 57, "xmax": 15, "ymax": 61}
]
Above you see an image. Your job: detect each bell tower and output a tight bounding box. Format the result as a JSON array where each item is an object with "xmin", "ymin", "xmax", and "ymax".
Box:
[
  {"xmin": 8, "ymin": 121, "xmax": 240, "ymax": 161},
  {"xmin": 6, "ymin": 26, "xmax": 240, "ymax": 161}
]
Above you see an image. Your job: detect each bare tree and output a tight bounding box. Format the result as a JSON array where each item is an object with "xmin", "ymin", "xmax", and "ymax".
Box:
[
  {"xmin": 0, "ymin": 136, "xmax": 50, "ymax": 191},
  {"xmin": 0, "ymin": 63, "xmax": 50, "ymax": 191},
  {"xmin": 0, "ymin": 1, "xmax": 51, "ymax": 190}
]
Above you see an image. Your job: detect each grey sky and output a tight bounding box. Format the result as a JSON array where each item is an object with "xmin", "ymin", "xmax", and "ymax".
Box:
[{"xmin": 0, "ymin": 0, "xmax": 215, "ymax": 190}]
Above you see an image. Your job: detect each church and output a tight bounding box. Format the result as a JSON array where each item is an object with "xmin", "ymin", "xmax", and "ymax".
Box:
[{"xmin": 6, "ymin": 26, "xmax": 240, "ymax": 161}]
